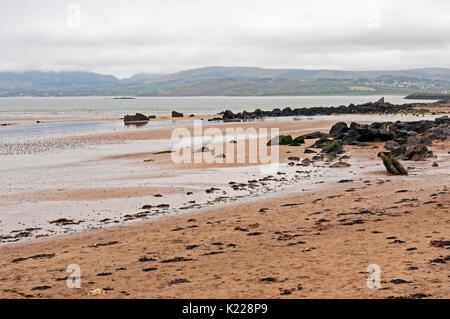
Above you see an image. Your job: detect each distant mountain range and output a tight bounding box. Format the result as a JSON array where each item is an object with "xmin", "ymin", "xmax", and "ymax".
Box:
[{"xmin": 0, "ymin": 66, "xmax": 449, "ymax": 96}]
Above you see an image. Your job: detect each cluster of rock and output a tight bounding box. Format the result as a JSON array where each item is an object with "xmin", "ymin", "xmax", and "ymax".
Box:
[
  {"xmin": 212, "ymin": 98, "xmax": 429, "ymax": 121},
  {"xmin": 267, "ymin": 131, "xmax": 344, "ymax": 159},
  {"xmin": 123, "ymin": 111, "xmax": 187, "ymax": 122},
  {"xmin": 267, "ymin": 115, "xmax": 448, "ymax": 175},
  {"xmin": 330, "ymin": 115, "xmax": 448, "ymax": 161}
]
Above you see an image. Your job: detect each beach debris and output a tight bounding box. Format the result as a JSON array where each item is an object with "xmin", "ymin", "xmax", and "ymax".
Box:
[
  {"xmin": 301, "ymin": 158, "xmax": 311, "ymax": 166},
  {"xmin": 88, "ymin": 241, "xmax": 119, "ymax": 248},
  {"xmin": 169, "ymin": 278, "xmax": 189, "ymax": 285},
  {"xmin": 329, "ymin": 161, "xmax": 351, "ymax": 168},
  {"xmin": 31, "ymin": 285, "xmax": 52, "ymax": 291},
  {"xmin": 138, "ymin": 256, "xmax": 157, "ymax": 262},
  {"xmin": 196, "ymin": 146, "xmax": 210, "ymax": 152},
  {"xmin": 260, "ymin": 277, "xmax": 277, "ymax": 282},
  {"xmin": 430, "ymin": 240, "xmax": 450, "ymax": 248},
  {"xmin": 380, "ymin": 153, "xmax": 408, "ymax": 175},
  {"xmin": 160, "ymin": 257, "xmax": 193, "ymax": 263},
  {"xmin": 247, "ymin": 232, "xmax": 262, "ymax": 236},
  {"xmin": 390, "ymin": 279, "xmax": 411, "ymax": 284},
  {"xmin": 96, "ymin": 272, "xmax": 112, "ymax": 276},
  {"xmin": 49, "ymin": 218, "xmax": 83, "ymax": 225},
  {"xmin": 11, "ymin": 253, "xmax": 55, "ymax": 263}
]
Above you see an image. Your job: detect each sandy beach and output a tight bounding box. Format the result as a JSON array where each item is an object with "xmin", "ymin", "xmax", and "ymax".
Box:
[{"xmin": 0, "ymin": 99, "xmax": 449, "ymax": 299}]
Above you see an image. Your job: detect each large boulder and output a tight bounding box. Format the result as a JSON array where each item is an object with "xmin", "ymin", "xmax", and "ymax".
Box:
[
  {"xmin": 425, "ymin": 127, "xmax": 447, "ymax": 140},
  {"xmin": 435, "ymin": 115, "xmax": 449, "ymax": 125},
  {"xmin": 341, "ymin": 130, "xmax": 361, "ymax": 145},
  {"xmin": 301, "ymin": 131, "xmax": 329, "ymax": 139},
  {"xmin": 385, "ymin": 140, "xmax": 400, "ymax": 150},
  {"xmin": 123, "ymin": 113, "xmax": 149, "ymax": 122},
  {"xmin": 311, "ymin": 137, "xmax": 333, "ymax": 148},
  {"xmin": 267, "ymin": 135, "xmax": 293, "ymax": 146},
  {"xmin": 291, "ymin": 136, "xmax": 305, "ymax": 146},
  {"xmin": 405, "ymin": 136, "xmax": 433, "ymax": 147},
  {"xmin": 402, "ymin": 144, "xmax": 433, "ymax": 161},
  {"xmin": 222, "ymin": 110, "xmax": 235, "ymax": 120},
  {"xmin": 172, "ymin": 111, "xmax": 184, "ymax": 118},
  {"xmin": 321, "ymin": 141, "xmax": 344, "ymax": 156},
  {"xmin": 390, "ymin": 145, "xmax": 408, "ymax": 158},
  {"xmin": 329, "ymin": 122, "xmax": 349, "ymax": 138}
]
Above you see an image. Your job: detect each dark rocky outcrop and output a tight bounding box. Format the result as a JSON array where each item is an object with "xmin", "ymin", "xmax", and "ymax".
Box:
[
  {"xmin": 320, "ymin": 141, "xmax": 343, "ymax": 156},
  {"xmin": 172, "ymin": 111, "xmax": 184, "ymax": 118},
  {"xmin": 402, "ymin": 144, "xmax": 433, "ymax": 161},
  {"xmin": 311, "ymin": 137, "xmax": 333, "ymax": 148},
  {"xmin": 329, "ymin": 122, "xmax": 349, "ymax": 138},
  {"xmin": 301, "ymin": 131, "xmax": 329, "ymax": 139},
  {"xmin": 123, "ymin": 113, "xmax": 149, "ymax": 122},
  {"xmin": 212, "ymin": 98, "xmax": 429, "ymax": 121}
]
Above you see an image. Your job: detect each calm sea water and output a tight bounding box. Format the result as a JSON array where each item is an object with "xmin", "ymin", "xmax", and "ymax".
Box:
[{"xmin": 0, "ymin": 95, "xmax": 431, "ymax": 121}]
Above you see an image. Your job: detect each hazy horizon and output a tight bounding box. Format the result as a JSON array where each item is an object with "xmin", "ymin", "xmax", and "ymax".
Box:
[{"xmin": 1, "ymin": 0, "xmax": 449, "ymax": 78}]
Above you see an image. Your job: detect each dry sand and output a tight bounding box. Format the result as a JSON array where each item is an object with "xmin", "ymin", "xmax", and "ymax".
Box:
[{"xmin": 0, "ymin": 175, "xmax": 448, "ymax": 299}]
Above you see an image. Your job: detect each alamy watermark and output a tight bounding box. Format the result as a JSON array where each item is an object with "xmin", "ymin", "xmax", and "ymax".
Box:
[
  {"xmin": 66, "ymin": 4, "xmax": 82, "ymax": 29},
  {"xmin": 366, "ymin": 264, "xmax": 381, "ymax": 289},
  {"xmin": 66, "ymin": 264, "xmax": 81, "ymax": 289},
  {"xmin": 170, "ymin": 120, "xmax": 280, "ymax": 174}
]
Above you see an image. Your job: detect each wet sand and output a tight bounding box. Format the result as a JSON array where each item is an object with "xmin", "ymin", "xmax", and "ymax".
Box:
[
  {"xmin": 0, "ymin": 173, "xmax": 448, "ymax": 298},
  {"xmin": 0, "ymin": 107, "xmax": 449, "ymax": 298}
]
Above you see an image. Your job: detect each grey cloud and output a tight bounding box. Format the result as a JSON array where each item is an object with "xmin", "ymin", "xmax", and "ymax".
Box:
[{"xmin": 0, "ymin": 0, "xmax": 449, "ymax": 77}]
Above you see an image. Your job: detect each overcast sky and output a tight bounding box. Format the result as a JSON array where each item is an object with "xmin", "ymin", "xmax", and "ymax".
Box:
[{"xmin": 1, "ymin": 0, "xmax": 449, "ymax": 78}]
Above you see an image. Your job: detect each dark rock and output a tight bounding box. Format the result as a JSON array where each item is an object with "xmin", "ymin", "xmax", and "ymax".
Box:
[
  {"xmin": 171, "ymin": 111, "xmax": 183, "ymax": 118},
  {"xmin": 291, "ymin": 136, "xmax": 305, "ymax": 145},
  {"xmin": 267, "ymin": 135, "xmax": 292, "ymax": 146},
  {"xmin": 385, "ymin": 140, "xmax": 400, "ymax": 150},
  {"xmin": 302, "ymin": 131, "xmax": 329, "ymax": 139},
  {"xmin": 301, "ymin": 158, "xmax": 311, "ymax": 166},
  {"xmin": 425, "ymin": 127, "xmax": 446, "ymax": 140},
  {"xmin": 380, "ymin": 153, "xmax": 408, "ymax": 175},
  {"xmin": 341, "ymin": 130, "xmax": 361, "ymax": 145},
  {"xmin": 311, "ymin": 137, "xmax": 333, "ymax": 148},
  {"xmin": 196, "ymin": 146, "xmax": 211, "ymax": 153},
  {"xmin": 123, "ymin": 113, "xmax": 149, "ymax": 122},
  {"xmin": 304, "ymin": 148, "xmax": 317, "ymax": 154},
  {"xmin": 389, "ymin": 145, "xmax": 408, "ymax": 158},
  {"xmin": 329, "ymin": 161, "xmax": 351, "ymax": 168},
  {"xmin": 329, "ymin": 122, "xmax": 349, "ymax": 137},
  {"xmin": 320, "ymin": 141, "xmax": 343, "ymax": 155},
  {"xmin": 402, "ymin": 144, "xmax": 433, "ymax": 161},
  {"xmin": 405, "ymin": 136, "xmax": 432, "ymax": 147},
  {"xmin": 222, "ymin": 110, "xmax": 235, "ymax": 120},
  {"xmin": 434, "ymin": 115, "xmax": 449, "ymax": 125}
]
